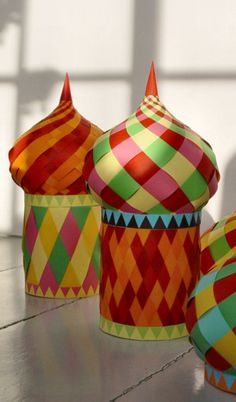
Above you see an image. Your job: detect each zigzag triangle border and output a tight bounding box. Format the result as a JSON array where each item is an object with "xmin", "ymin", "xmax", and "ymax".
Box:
[
  {"xmin": 102, "ymin": 208, "xmax": 201, "ymax": 229},
  {"xmin": 25, "ymin": 193, "xmax": 99, "ymax": 208},
  {"xmin": 205, "ymin": 363, "xmax": 236, "ymax": 394},
  {"xmin": 99, "ymin": 316, "xmax": 188, "ymax": 340},
  {"xmin": 26, "ymin": 282, "xmax": 99, "ymax": 299}
]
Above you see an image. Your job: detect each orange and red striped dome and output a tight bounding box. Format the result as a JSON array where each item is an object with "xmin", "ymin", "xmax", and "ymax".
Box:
[{"xmin": 9, "ymin": 74, "xmax": 102, "ymax": 195}]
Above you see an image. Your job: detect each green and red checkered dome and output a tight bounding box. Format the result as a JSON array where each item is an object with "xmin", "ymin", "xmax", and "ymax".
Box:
[
  {"xmin": 83, "ymin": 63, "xmax": 220, "ymax": 214},
  {"xmin": 186, "ymin": 256, "xmax": 236, "ymax": 376},
  {"xmin": 200, "ymin": 211, "xmax": 236, "ymax": 275}
]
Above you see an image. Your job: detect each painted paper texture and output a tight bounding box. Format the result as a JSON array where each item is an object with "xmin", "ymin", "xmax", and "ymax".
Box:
[
  {"xmin": 9, "ymin": 75, "xmax": 102, "ymax": 298},
  {"xmin": 84, "ymin": 63, "xmax": 219, "ymax": 214},
  {"xmin": 200, "ymin": 211, "xmax": 236, "ymax": 275},
  {"xmin": 100, "ymin": 209, "xmax": 200, "ymax": 340},
  {"xmin": 186, "ymin": 257, "xmax": 236, "ymax": 394},
  {"xmin": 84, "ymin": 63, "xmax": 219, "ymax": 339},
  {"xmin": 23, "ymin": 194, "xmax": 100, "ymax": 298}
]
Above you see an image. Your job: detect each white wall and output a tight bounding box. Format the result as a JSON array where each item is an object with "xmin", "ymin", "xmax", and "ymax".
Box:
[{"xmin": 0, "ymin": 0, "xmax": 236, "ymax": 235}]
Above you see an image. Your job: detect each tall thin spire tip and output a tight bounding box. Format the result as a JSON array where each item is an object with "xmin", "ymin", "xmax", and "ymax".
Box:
[
  {"xmin": 60, "ymin": 72, "xmax": 72, "ymax": 103},
  {"xmin": 145, "ymin": 62, "xmax": 158, "ymax": 97}
]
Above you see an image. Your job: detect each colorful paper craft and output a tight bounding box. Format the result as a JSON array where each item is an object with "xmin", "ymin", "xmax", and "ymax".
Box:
[
  {"xmin": 9, "ymin": 74, "xmax": 102, "ymax": 298},
  {"xmin": 200, "ymin": 211, "xmax": 236, "ymax": 275},
  {"xmin": 84, "ymin": 63, "xmax": 220, "ymax": 339},
  {"xmin": 186, "ymin": 257, "xmax": 236, "ymax": 394}
]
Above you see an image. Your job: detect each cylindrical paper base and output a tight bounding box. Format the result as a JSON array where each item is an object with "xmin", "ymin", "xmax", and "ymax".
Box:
[
  {"xmin": 100, "ymin": 209, "xmax": 201, "ymax": 340},
  {"xmin": 205, "ymin": 364, "xmax": 236, "ymax": 394},
  {"xmin": 23, "ymin": 194, "xmax": 100, "ymax": 298}
]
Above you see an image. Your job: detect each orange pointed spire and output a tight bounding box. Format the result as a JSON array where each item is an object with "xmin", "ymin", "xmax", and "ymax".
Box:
[
  {"xmin": 60, "ymin": 73, "xmax": 72, "ymax": 103},
  {"xmin": 145, "ymin": 62, "xmax": 158, "ymax": 97}
]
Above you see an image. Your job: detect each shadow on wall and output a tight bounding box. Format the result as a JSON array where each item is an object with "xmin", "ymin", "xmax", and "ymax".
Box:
[
  {"xmin": 220, "ymin": 153, "xmax": 236, "ymax": 218},
  {"xmin": 2, "ymin": 0, "xmax": 235, "ymax": 237},
  {"xmin": 1, "ymin": 0, "xmax": 159, "ymax": 235},
  {"xmin": 130, "ymin": 0, "xmax": 159, "ymax": 110},
  {"xmin": 200, "ymin": 151, "xmax": 236, "ymax": 234},
  {"xmin": 0, "ymin": 0, "xmax": 64, "ymax": 233},
  {"xmin": 0, "ymin": 0, "xmax": 160, "ymax": 120},
  {"xmin": 18, "ymin": 70, "xmax": 61, "ymax": 113},
  {"xmin": 0, "ymin": 0, "xmax": 22, "ymax": 32},
  {"xmin": 0, "ymin": 0, "xmax": 61, "ymax": 114}
]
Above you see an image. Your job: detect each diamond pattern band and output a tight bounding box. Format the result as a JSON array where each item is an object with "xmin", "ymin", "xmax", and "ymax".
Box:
[
  {"xmin": 100, "ymin": 211, "xmax": 200, "ymax": 340},
  {"xmin": 23, "ymin": 194, "xmax": 100, "ymax": 298}
]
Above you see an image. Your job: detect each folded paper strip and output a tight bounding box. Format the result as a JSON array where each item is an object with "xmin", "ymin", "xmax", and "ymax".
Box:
[
  {"xmin": 84, "ymin": 63, "xmax": 220, "ymax": 339},
  {"xmin": 100, "ymin": 209, "xmax": 200, "ymax": 340},
  {"xmin": 200, "ymin": 211, "xmax": 236, "ymax": 275},
  {"xmin": 9, "ymin": 73, "xmax": 102, "ymax": 195},
  {"xmin": 9, "ymin": 75, "xmax": 102, "ymax": 298},
  {"xmin": 23, "ymin": 194, "xmax": 100, "ymax": 298},
  {"xmin": 186, "ymin": 257, "xmax": 236, "ymax": 394},
  {"xmin": 84, "ymin": 63, "xmax": 219, "ymax": 214}
]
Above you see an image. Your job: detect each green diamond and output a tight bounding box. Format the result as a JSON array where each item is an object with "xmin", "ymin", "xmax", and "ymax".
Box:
[{"xmin": 49, "ymin": 236, "xmax": 70, "ymax": 284}]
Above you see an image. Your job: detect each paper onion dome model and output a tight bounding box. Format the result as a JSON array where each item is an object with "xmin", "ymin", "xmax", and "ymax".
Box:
[
  {"xmin": 186, "ymin": 256, "xmax": 236, "ymax": 394},
  {"xmin": 9, "ymin": 73, "xmax": 102, "ymax": 195},
  {"xmin": 83, "ymin": 63, "xmax": 220, "ymax": 215},
  {"xmin": 8, "ymin": 74, "xmax": 102, "ymax": 299},
  {"xmin": 82, "ymin": 63, "xmax": 220, "ymax": 341},
  {"xmin": 200, "ymin": 211, "xmax": 236, "ymax": 275}
]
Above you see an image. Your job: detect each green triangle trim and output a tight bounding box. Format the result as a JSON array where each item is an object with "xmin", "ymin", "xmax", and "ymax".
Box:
[
  {"xmin": 178, "ymin": 323, "xmax": 187, "ymax": 335},
  {"xmin": 151, "ymin": 326, "xmax": 163, "ymax": 338},
  {"xmin": 165, "ymin": 325, "xmax": 175, "ymax": 337},
  {"xmin": 119, "ymin": 326, "xmax": 129, "ymax": 338},
  {"xmin": 99, "ymin": 317, "xmax": 188, "ymax": 340},
  {"xmin": 24, "ymin": 194, "xmax": 99, "ymax": 207},
  {"xmin": 47, "ymin": 196, "xmax": 54, "ymax": 205},
  {"xmin": 106, "ymin": 319, "xmax": 113, "ymax": 332},
  {"xmin": 36, "ymin": 196, "xmax": 42, "ymax": 205},
  {"xmin": 114, "ymin": 323, "xmax": 122, "ymax": 335},
  {"xmin": 126, "ymin": 325, "xmax": 135, "ymax": 338},
  {"xmin": 56, "ymin": 196, "xmax": 65, "ymax": 206},
  {"xmin": 137, "ymin": 326, "xmax": 148, "ymax": 339},
  {"xmin": 131, "ymin": 328, "xmax": 143, "ymax": 339}
]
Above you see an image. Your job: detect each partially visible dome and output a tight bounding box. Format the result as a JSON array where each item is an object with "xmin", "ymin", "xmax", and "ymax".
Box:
[
  {"xmin": 186, "ymin": 258, "xmax": 236, "ymax": 393},
  {"xmin": 84, "ymin": 63, "xmax": 219, "ymax": 214},
  {"xmin": 9, "ymin": 74, "xmax": 102, "ymax": 195},
  {"xmin": 201, "ymin": 211, "xmax": 236, "ymax": 275}
]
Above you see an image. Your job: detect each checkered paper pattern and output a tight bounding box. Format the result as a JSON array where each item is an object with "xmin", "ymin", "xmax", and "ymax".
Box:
[
  {"xmin": 9, "ymin": 74, "xmax": 102, "ymax": 195},
  {"xmin": 99, "ymin": 209, "xmax": 200, "ymax": 340},
  {"xmin": 23, "ymin": 194, "xmax": 100, "ymax": 298},
  {"xmin": 84, "ymin": 85, "xmax": 219, "ymax": 214},
  {"xmin": 186, "ymin": 259, "xmax": 236, "ymax": 393},
  {"xmin": 200, "ymin": 211, "xmax": 236, "ymax": 275}
]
